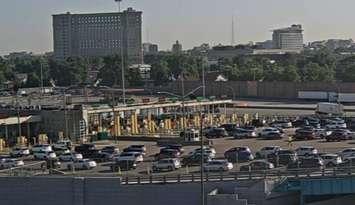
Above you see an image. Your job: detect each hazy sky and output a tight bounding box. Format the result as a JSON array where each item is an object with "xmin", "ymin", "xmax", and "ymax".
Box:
[{"xmin": 1, "ymin": 0, "xmax": 355, "ymax": 55}]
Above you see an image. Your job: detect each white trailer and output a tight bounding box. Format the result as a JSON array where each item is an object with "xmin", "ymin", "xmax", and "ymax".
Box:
[
  {"xmin": 338, "ymin": 93, "xmax": 355, "ymax": 103},
  {"xmin": 316, "ymin": 103, "xmax": 344, "ymax": 115},
  {"xmin": 298, "ymin": 91, "xmax": 328, "ymax": 100}
]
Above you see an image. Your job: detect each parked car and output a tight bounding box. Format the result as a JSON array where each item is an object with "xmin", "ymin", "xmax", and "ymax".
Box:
[
  {"xmin": 339, "ymin": 148, "xmax": 355, "ymax": 160},
  {"xmin": 33, "ymin": 151, "xmax": 56, "ymax": 160},
  {"xmin": 224, "ymin": 147, "xmax": 254, "ymax": 162},
  {"xmin": 205, "ymin": 128, "xmax": 229, "ymax": 138},
  {"xmin": 267, "ymin": 149, "xmax": 298, "ymax": 166},
  {"xmin": 337, "ymin": 157, "xmax": 355, "ymax": 170},
  {"xmin": 231, "ymin": 128, "xmax": 257, "ymax": 139},
  {"xmin": 123, "ymin": 145, "xmax": 146, "ymax": 155},
  {"xmin": 320, "ymin": 154, "xmax": 342, "ymax": 167},
  {"xmin": 270, "ymin": 120, "xmax": 292, "ymax": 128},
  {"xmin": 295, "ymin": 146, "xmax": 318, "ymax": 156},
  {"xmin": 0, "ymin": 158, "xmax": 24, "ymax": 169},
  {"xmin": 164, "ymin": 144, "xmax": 184, "ymax": 154},
  {"xmin": 31, "ymin": 144, "xmax": 52, "ymax": 153},
  {"xmin": 314, "ymin": 128, "xmax": 332, "ymax": 139},
  {"xmin": 182, "ymin": 154, "xmax": 212, "ymax": 166},
  {"xmin": 258, "ymin": 128, "xmax": 280, "ymax": 138},
  {"xmin": 74, "ymin": 144, "xmax": 97, "ymax": 157},
  {"xmin": 155, "ymin": 149, "xmax": 180, "ymax": 160},
  {"xmin": 110, "ymin": 160, "xmax": 137, "ymax": 171},
  {"xmin": 325, "ymin": 129, "xmax": 352, "ymax": 142},
  {"xmin": 262, "ymin": 132, "xmax": 284, "ymax": 140},
  {"xmin": 89, "ymin": 150, "xmax": 113, "ymax": 162},
  {"xmin": 53, "ymin": 147, "xmax": 70, "ymax": 156},
  {"xmin": 203, "ymin": 160, "xmax": 233, "ymax": 172},
  {"xmin": 325, "ymin": 121, "xmax": 347, "ymax": 129},
  {"xmin": 67, "ymin": 159, "xmax": 97, "ymax": 170},
  {"xmin": 59, "ymin": 152, "xmax": 83, "ymax": 162},
  {"xmin": 256, "ymin": 146, "xmax": 281, "ymax": 158},
  {"xmin": 152, "ymin": 158, "xmax": 181, "ymax": 172},
  {"xmin": 219, "ymin": 124, "xmax": 238, "ymax": 135},
  {"xmin": 287, "ymin": 157, "xmax": 324, "ymax": 170},
  {"xmin": 101, "ymin": 146, "xmax": 120, "ymax": 155},
  {"xmin": 294, "ymin": 127, "xmax": 316, "ymax": 140},
  {"xmin": 53, "ymin": 140, "xmax": 72, "ymax": 150},
  {"xmin": 115, "ymin": 152, "xmax": 143, "ymax": 163},
  {"xmin": 10, "ymin": 147, "xmax": 30, "ymax": 157},
  {"xmin": 42, "ymin": 158, "xmax": 61, "ymax": 169},
  {"xmin": 190, "ymin": 147, "xmax": 216, "ymax": 158},
  {"xmin": 251, "ymin": 119, "xmax": 266, "ymax": 127},
  {"xmin": 240, "ymin": 160, "xmax": 274, "ymax": 172}
]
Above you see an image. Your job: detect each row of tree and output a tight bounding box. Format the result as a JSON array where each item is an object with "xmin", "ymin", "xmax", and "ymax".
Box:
[{"xmin": 2, "ymin": 48, "xmax": 355, "ymax": 88}]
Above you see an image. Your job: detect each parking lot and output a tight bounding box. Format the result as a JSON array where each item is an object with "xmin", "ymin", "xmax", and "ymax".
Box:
[{"xmin": 5, "ymin": 126, "xmax": 355, "ymax": 178}]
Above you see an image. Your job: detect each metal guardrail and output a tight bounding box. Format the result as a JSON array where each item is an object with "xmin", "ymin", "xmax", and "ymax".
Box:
[
  {"xmin": 0, "ymin": 161, "xmax": 46, "ymax": 177},
  {"xmin": 120, "ymin": 167, "xmax": 355, "ymax": 185}
]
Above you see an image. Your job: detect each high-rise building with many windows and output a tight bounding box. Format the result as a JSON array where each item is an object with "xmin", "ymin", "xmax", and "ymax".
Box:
[
  {"xmin": 272, "ymin": 24, "xmax": 303, "ymax": 50},
  {"xmin": 53, "ymin": 8, "xmax": 142, "ymax": 64}
]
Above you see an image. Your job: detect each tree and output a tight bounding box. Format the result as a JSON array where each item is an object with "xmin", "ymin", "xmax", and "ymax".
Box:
[
  {"xmin": 98, "ymin": 55, "xmax": 123, "ymax": 86},
  {"xmin": 280, "ymin": 65, "xmax": 300, "ymax": 82},
  {"xmin": 151, "ymin": 60, "xmax": 169, "ymax": 85},
  {"xmin": 302, "ymin": 62, "xmax": 334, "ymax": 82}
]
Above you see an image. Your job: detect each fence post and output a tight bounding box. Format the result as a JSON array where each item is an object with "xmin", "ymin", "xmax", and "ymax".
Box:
[
  {"xmin": 163, "ymin": 175, "xmax": 166, "ymax": 183},
  {"xmin": 125, "ymin": 176, "xmax": 129, "ymax": 185},
  {"xmin": 206, "ymin": 173, "xmax": 209, "ymax": 182},
  {"xmin": 149, "ymin": 175, "xmax": 153, "ymax": 184},
  {"xmin": 137, "ymin": 176, "xmax": 141, "ymax": 184},
  {"xmin": 234, "ymin": 172, "xmax": 238, "ymax": 180},
  {"xmin": 177, "ymin": 174, "xmax": 181, "ymax": 183},
  {"xmin": 220, "ymin": 171, "xmax": 223, "ymax": 181},
  {"xmin": 192, "ymin": 173, "xmax": 195, "ymax": 182}
]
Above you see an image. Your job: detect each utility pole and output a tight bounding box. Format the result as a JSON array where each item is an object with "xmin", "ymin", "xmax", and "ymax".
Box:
[
  {"xmin": 201, "ymin": 58, "xmax": 206, "ymax": 98},
  {"xmin": 199, "ymin": 109, "xmax": 205, "ymax": 205},
  {"xmin": 115, "ymin": 0, "xmax": 126, "ymax": 104}
]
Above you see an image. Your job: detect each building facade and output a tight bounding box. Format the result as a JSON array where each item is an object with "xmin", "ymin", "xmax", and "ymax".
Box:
[
  {"xmin": 272, "ymin": 24, "xmax": 303, "ymax": 50},
  {"xmin": 142, "ymin": 43, "xmax": 158, "ymax": 55},
  {"xmin": 53, "ymin": 8, "xmax": 142, "ymax": 64},
  {"xmin": 172, "ymin": 40, "xmax": 182, "ymax": 54}
]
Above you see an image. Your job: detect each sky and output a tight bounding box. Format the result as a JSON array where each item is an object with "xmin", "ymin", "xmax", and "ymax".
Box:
[{"xmin": 1, "ymin": 0, "xmax": 355, "ymax": 55}]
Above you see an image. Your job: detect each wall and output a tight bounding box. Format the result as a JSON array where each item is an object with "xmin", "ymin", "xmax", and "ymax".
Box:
[
  {"xmin": 152, "ymin": 81, "xmax": 355, "ymax": 100},
  {"xmin": 0, "ymin": 177, "xmax": 297, "ymax": 205}
]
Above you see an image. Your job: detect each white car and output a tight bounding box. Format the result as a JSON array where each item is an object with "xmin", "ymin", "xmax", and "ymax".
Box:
[
  {"xmin": 258, "ymin": 128, "xmax": 280, "ymax": 137},
  {"xmin": 295, "ymin": 146, "xmax": 318, "ymax": 156},
  {"xmin": 256, "ymin": 146, "xmax": 281, "ymax": 158},
  {"xmin": 33, "ymin": 151, "xmax": 56, "ymax": 160},
  {"xmin": 114, "ymin": 152, "xmax": 143, "ymax": 163},
  {"xmin": 203, "ymin": 160, "xmax": 233, "ymax": 172},
  {"xmin": 190, "ymin": 147, "xmax": 216, "ymax": 158},
  {"xmin": 152, "ymin": 158, "xmax": 181, "ymax": 172},
  {"xmin": 67, "ymin": 159, "xmax": 97, "ymax": 170},
  {"xmin": 10, "ymin": 147, "xmax": 30, "ymax": 157},
  {"xmin": 59, "ymin": 152, "xmax": 83, "ymax": 161},
  {"xmin": 325, "ymin": 121, "xmax": 347, "ymax": 129},
  {"xmin": 270, "ymin": 120, "xmax": 292, "ymax": 128},
  {"xmin": 320, "ymin": 154, "xmax": 342, "ymax": 167},
  {"xmin": 0, "ymin": 158, "xmax": 24, "ymax": 169},
  {"xmin": 339, "ymin": 148, "xmax": 355, "ymax": 160},
  {"xmin": 31, "ymin": 144, "xmax": 53, "ymax": 153},
  {"xmin": 53, "ymin": 140, "xmax": 71, "ymax": 149}
]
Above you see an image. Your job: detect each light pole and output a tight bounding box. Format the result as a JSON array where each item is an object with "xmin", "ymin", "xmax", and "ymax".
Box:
[{"xmin": 115, "ymin": 0, "xmax": 126, "ymax": 104}]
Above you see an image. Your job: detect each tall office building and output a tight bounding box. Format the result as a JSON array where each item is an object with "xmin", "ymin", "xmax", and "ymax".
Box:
[
  {"xmin": 172, "ymin": 40, "xmax": 182, "ymax": 54},
  {"xmin": 53, "ymin": 8, "xmax": 142, "ymax": 64},
  {"xmin": 142, "ymin": 43, "xmax": 158, "ymax": 55},
  {"xmin": 272, "ymin": 24, "xmax": 303, "ymax": 50}
]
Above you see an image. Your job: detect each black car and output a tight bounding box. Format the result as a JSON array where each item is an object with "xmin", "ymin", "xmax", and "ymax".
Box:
[
  {"xmin": 287, "ymin": 157, "xmax": 324, "ymax": 170},
  {"xmin": 110, "ymin": 160, "xmax": 137, "ymax": 171},
  {"xmin": 267, "ymin": 153, "xmax": 297, "ymax": 166},
  {"xmin": 294, "ymin": 127, "xmax": 316, "ymax": 140},
  {"xmin": 123, "ymin": 145, "xmax": 146, "ymax": 155},
  {"xmin": 89, "ymin": 150, "xmax": 112, "ymax": 162},
  {"xmin": 219, "ymin": 124, "xmax": 238, "ymax": 135},
  {"xmin": 42, "ymin": 158, "xmax": 61, "ymax": 169},
  {"xmin": 325, "ymin": 130, "xmax": 352, "ymax": 142},
  {"xmin": 101, "ymin": 146, "xmax": 119, "ymax": 154},
  {"xmin": 155, "ymin": 149, "xmax": 180, "ymax": 160},
  {"xmin": 205, "ymin": 128, "xmax": 229, "ymax": 138},
  {"xmin": 224, "ymin": 147, "xmax": 254, "ymax": 162},
  {"xmin": 182, "ymin": 154, "xmax": 211, "ymax": 166},
  {"xmin": 74, "ymin": 144, "xmax": 97, "ymax": 157},
  {"xmin": 164, "ymin": 144, "xmax": 184, "ymax": 154}
]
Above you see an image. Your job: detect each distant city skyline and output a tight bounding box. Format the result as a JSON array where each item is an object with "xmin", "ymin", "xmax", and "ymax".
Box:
[{"xmin": 2, "ymin": 0, "xmax": 355, "ymax": 55}]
